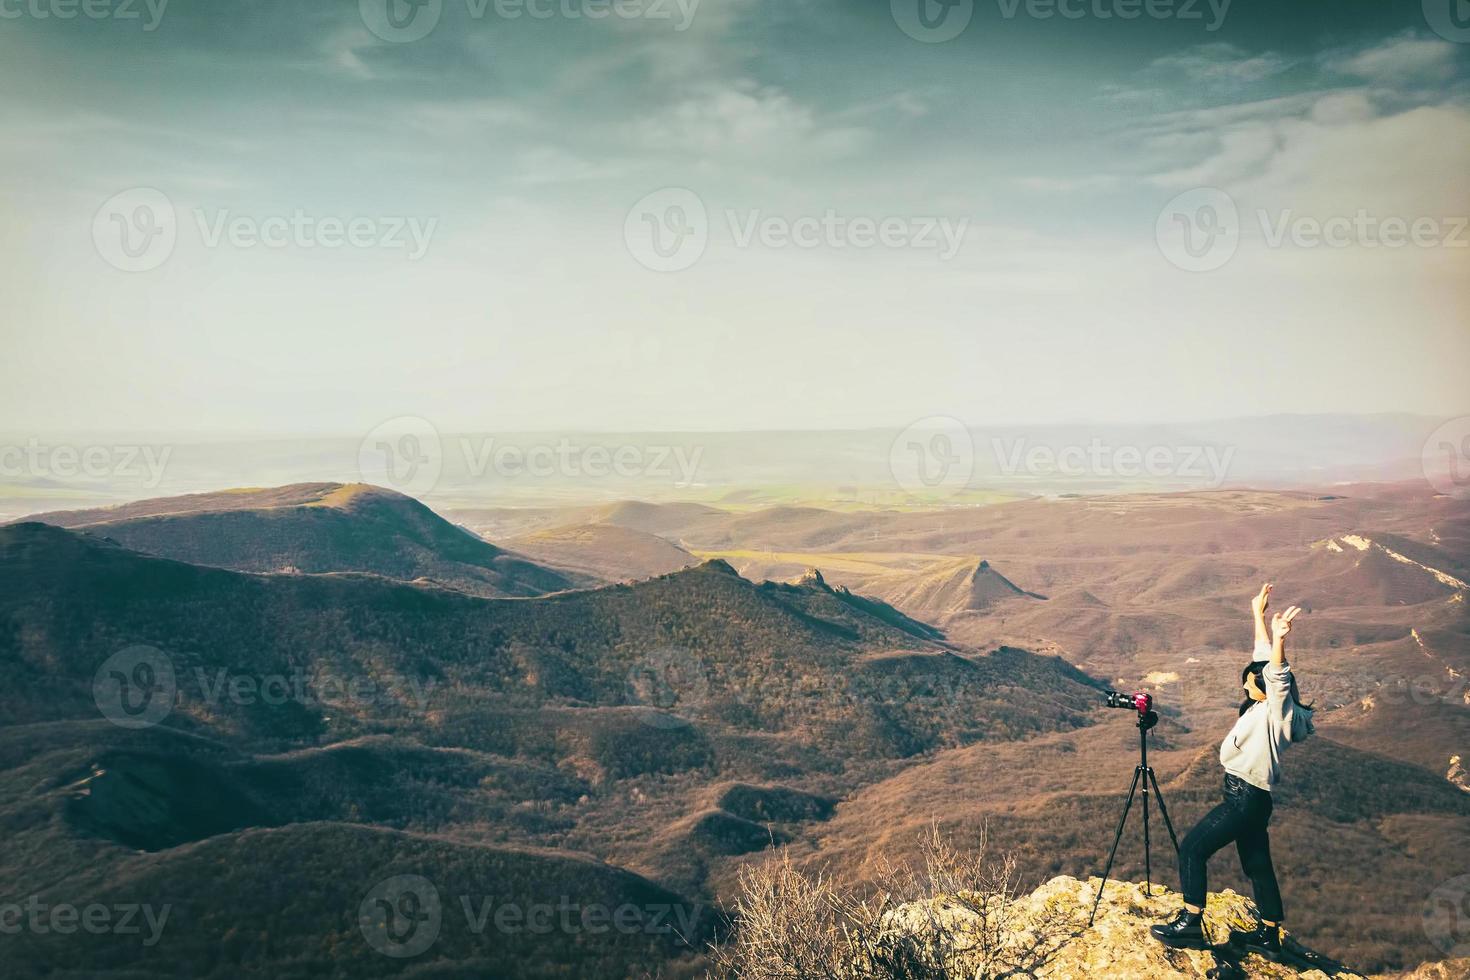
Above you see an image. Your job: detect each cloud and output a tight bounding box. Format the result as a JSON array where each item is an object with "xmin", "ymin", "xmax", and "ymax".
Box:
[
  {"xmin": 1321, "ymin": 33, "xmax": 1459, "ymax": 85},
  {"xmin": 1307, "ymin": 91, "xmax": 1377, "ymax": 125},
  {"xmin": 1081, "ymin": 30, "xmax": 1468, "ymax": 216},
  {"xmin": 318, "ymin": 25, "xmax": 377, "ymax": 79},
  {"xmin": 1137, "ymin": 92, "xmax": 1325, "ymax": 138},
  {"xmin": 511, "ymin": 145, "xmax": 630, "ymax": 185},
  {"xmin": 401, "ymin": 99, "xmax": 535, "ymax": 133},
  {"xmin": 1143, "ymin": 43, "xmax": 1295, "ymax": 90},
  {"xmin": 1139, "ymin": 90, "xmax": 1470, "ymax": 220},
  {"xmin": 834, "ymin": 90, "xmax": 935, "ymax": 121},
  {"xmin": 633, "ymin": 82, "xmax": 871, "ymax": 160},
  {"xmin": 1230, "ymin": 102, "xmax": 1470, "ymax": 217},
  {"xmin": 1146, "ymin": 126, "xmax": 1280, "ymax": 189},
  {"xmin": 1013, "ymin": 174, "xmax": 1121, "ymax": 194}
]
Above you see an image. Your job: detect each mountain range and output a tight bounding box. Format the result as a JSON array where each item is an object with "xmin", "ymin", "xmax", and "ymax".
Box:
[{"xmin": 2, "ymin": 480, "xmax": 1467, "ymax": 977}]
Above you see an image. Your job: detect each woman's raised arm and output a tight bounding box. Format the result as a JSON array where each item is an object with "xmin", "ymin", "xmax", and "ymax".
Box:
[{"xmin": 1251, "ymin": 583, "xmax": 1273, "ymax": 657}]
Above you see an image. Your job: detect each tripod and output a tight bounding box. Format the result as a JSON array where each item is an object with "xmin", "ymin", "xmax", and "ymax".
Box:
[{"xmin": 1088, "ymin": 708, "xmax": 1181, "ymax": 928}]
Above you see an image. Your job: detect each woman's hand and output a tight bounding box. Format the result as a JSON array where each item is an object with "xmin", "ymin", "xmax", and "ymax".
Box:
[
  {"xmin": 1271, "ymin": 605, "xmax": 1301, "ymax": 643},
  {"xmin": 1252, "ymin": 583, "xmax": 1273, "ymax": 652}
]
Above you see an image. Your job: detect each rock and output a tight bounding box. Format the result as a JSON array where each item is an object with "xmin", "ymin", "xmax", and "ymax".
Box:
[
  {"xmin": 1447, "ymin": 754, "xmax": 1469, "ymax": 793},
  {"xmin": 885, "ymin": 875, "xmax": 1374, "ymax": 979},
  {"xmin": 795, "ymin": 567, "xmax": 829, "ymax": 589},
  {"xmin": 1386, "ymin": 960, "xmax": 1470, "ymax": 980}
]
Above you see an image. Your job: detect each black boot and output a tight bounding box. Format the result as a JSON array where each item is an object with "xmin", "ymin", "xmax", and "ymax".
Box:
[
  {"xmin": 1150, "ymin": 908, "xmax": 1209, "ymax": 949},
  {"xmin": 1234, "ymin": 921, "xmax": 1282, "ymax": 961}
]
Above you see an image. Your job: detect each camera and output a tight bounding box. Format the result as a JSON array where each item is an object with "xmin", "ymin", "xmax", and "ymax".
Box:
[{"xmin": 1105, "ymin": 690, "xmax": 1153, "ymax": 713}]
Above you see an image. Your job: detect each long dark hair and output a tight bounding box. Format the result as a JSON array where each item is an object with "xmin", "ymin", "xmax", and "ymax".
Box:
[{"xmin": 1239, "ymin": 661, "xmax": 1315, "ymax": 717}]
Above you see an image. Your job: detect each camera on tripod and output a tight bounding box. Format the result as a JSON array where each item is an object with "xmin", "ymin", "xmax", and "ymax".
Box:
[
  {"xmin": 1105, "ymin": 690, "xmax": 1153, "ymax": 714},
  {"xmin": 1088, "ymin": 687, "xmax": 1178, "ymax": 928}
]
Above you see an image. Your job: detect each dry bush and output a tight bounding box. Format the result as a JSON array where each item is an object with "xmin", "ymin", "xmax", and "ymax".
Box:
[{"xmin": 710, "ymin": 825, "xmax": 1077, "ymax": 980}]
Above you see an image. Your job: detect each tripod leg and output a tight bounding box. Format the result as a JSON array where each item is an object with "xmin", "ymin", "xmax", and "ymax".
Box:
[
  {"xmin": 1141, "ymin": 766, "xmax": 1153, "ymax": 896},
  {"xmin": 1088, "ymin": 767, "xmax": 1142, "ymax": 928},
  {"xmin": 1147, "ymin": 767, "xmax": 1182, "ymax": 854}
]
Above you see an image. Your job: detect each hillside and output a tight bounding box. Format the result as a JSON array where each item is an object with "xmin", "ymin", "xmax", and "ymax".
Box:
[
  {"xmin": 882, "ymin": 558, "xmax": 1046, "ymax": 619},
  {"xmin": 569, "ymin": 489, "xmax": 1469, "ymax": 795},
  {"xmin": 507, "ymin": 522, "xmax": 696, "ymax": 582},
  {"xmin": 21, "ymin": 482, "xmax": 584, "ymax": 598},
  {"xmin": 0, "ymin": 523, "xmax": 1096, "ymax": 755},
  {"xmin": 2, "ymin": 816, "xmax": 714, "ymax": 979},
  {"xmin": 0, "ymin": 520, "xmax": 1109, "ymax": 978}
]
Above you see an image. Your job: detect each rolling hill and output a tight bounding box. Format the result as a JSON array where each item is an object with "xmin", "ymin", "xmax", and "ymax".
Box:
[
  {"xmin": 881, "ymin": 558, "xmax": 1046, "ymax": 620},
  {"xmin": 506, "ymin": 522, "xmax": 696, "ymax": 582},
  {"xmin": 0, "ymin": 521, "xmax": 1097, "ymax": 758},
  {"xmin": 21, "ymin": 482, "xmax": 585, "ymax": 598}
]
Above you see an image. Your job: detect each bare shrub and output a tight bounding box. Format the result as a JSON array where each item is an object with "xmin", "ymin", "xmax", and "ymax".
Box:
[{"xmin": 710, "ymin": 824, "xmax": 1077, "ymax": 979}]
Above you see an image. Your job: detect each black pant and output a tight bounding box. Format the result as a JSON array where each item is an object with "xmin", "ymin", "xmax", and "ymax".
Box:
[{"xmin": 1178, "ymin": 773, "xmax": 1283, "ymax": 922}]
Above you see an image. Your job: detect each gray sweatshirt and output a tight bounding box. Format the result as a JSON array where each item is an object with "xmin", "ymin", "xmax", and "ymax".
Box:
[{"xmin": 1218, "ymin": 656, "xmax": 1314, "ymax": 792}]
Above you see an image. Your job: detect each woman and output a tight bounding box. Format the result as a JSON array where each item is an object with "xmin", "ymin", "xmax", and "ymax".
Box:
[{"xmin": 1151, "ymin": 583, "xmax": 1314, "ymax": 958}]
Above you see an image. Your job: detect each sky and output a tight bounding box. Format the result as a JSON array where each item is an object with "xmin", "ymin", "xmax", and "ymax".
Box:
[{"xmin": 1, "ymin": 0, "xmax": 1468, "ymax": 434}]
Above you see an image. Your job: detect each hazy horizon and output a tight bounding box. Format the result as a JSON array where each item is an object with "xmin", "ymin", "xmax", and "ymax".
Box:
[
  {"xmin": 0, "ymin": 407, "xmax": 1461, "ymax": 443},
  {"xmin": 1, "ymin": 412, "xmax": 1462, "ymax": 524}
]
